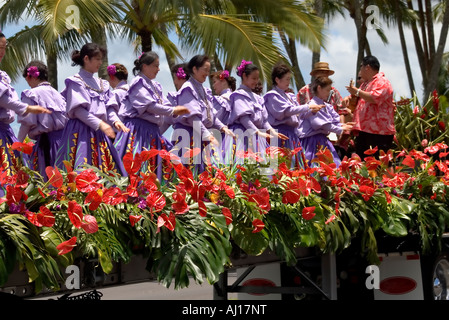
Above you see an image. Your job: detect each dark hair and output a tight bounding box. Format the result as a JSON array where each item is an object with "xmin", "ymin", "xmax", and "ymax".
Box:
[
  {"xmin": 22, "ymin": 60, "xmax": 48, "ymax": 81},
  {"xmin": 171, "ymin": 63, "xmax": 190, "ymax": 80},
  {"xmin": 71, "ymin": 43, "xmax": 107, "ymax": 67},
  {"xmin": 187, "ymin": 55, "xmax": 209, "ymax": 74},
  {"xmin": 0, "ymin": 33, "xmax": 5, "ymax": 39},
  {"xmin": 312, "ymin": 76, "xmax": 333, "ymax": 95},
  {"xmin": 238, "ymin": 63, "xmax": 258, "ymax": 79},
  {"xmin": 210, "ymin": 70, "xmax": 237, "ymax": 91},
  {"xmin": 133, "ymin": 51, "xmax": 159, "ymax": 76},
  {"xmin": 110, "ymin": 63, "xmax": 128, "ymax": 81},
  {"xmin": 362, "ymin": 55, "xmax": 380, "ymax": 71},
  {"xmin": 271, "ymin": 63, "xmax": 291, "ymax": 87}
]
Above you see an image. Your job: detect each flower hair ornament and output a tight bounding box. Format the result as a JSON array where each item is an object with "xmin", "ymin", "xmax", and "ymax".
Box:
[
  {"xmin": 237, "ymin": 60, "xmax": 252, "ymax": 77},
  {"xmin": 176, "ymin": 67, "xmax": 187, "ymax": 80},
  {"xmin": 138, "ymin": 52, "xmax": 145, "ymax": 60},
  {"xmin": 219, "ymin": 70, "xmax": 230, "ymax": 80},
  {"xmin": 27, "ymin": 66, "xmax": 40, "ymax": 78},
  {"xmin": 107, "ymin": 65, "xmax": 117, "ymax": 76}
]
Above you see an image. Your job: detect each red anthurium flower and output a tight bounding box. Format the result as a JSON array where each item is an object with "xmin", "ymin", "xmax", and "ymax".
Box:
[
  {"xmin": 383, "ymin": 190, "xmax": 392, "ymax": 204},
  {"xmin": 102, "ymin": 187, "xmax": 127, "ymax": 205},
  {"xmin": 45, "ymin": 166, "xmax": 63, "ymax": 188},
  {"xmin": 123, "ymin": 152, "xmax": 142, "ymax": 176},
  {"xmin": 81, "ymin": 215, "xmax": 98, "ymax": 234},
  {"xmin": 157, "ymin": 213, "xmax": 176, "ymax": 232},
  {"xmin": 146, "ymin": 191, "xmax": 166, "ymax": 216},
  {"xmin": 364, "ymin": 157, "xmax": 381, "ymax": 171},
  {"xmin": 402, "ymin": 155, "xmax": 415, "ymax": 168},
  {"xmin": 198, "ymin": 200, "xmax": 207, "ymax": 217},
  {"xmin": 359, "ymin": 185, "xmax": 375, "ymax": 201},
  {"xmin": 15, "ymin": 170, "xmax": 29, "ymax": 188},
  {"xmin": 129, "ymin": 215, "xmax": 143, "ymax": 227},
  {"xmin": 438, "ymin": 121, "xmax": 446, "ymax": 132},
  {"xmin": 315, "ymin": 148, "xmax": 334, "ymax": 164},
  {"xmin": 6, "ymin": 185, "xmax": 28, "ymax": 205},
  {"xmin": 68, "ymin": 200, "xmax": 83, "ymax": 228},
  {"xmin": 248, "ymin": 188, "xmax": 271, "ymax": 213},
  {"xmin": 75, "ymin": 169, "xmax": 101, "ymax": 193},
  {"xmin": 57, "ymin": 236, "xmax": 77, "ymax": 255},
  {"xmin": 37, "ymin": 206, "xmax": 55, "ymax": 227},
  {"xmin": 172, "ymin": 200, "xmax": 189, "ymax": 214},
  {"xmin": 425, "ymin": 145, "xmax": 440, "ymax": 155},
  {"xmin": 282, "ymin": 181, "xmax": 301, "ymax": 204},
  {"xmin": 84, "ymin": 190, "xmax": 103, "ymax": 211},
  {"xmin": 140, "ymin": 149, "xmax": 160, "ymax": 162},
  {"xmin": 25, "ymin": 211, "xmax": 42, "ymax": 227},
  {"xmin": 222, "ymin": 207, "xmax": 232, "ymax": 225},
  {"xmin": 364, "ymin": 146, "xmax": 378, "ymax": 155},
  {"xmin": 219, "ymin": 182, "xmax": 235, "ymax": 199},
  {"xmin": 302, "ymin": 206, "xmax": 316, "ymax": 220},
  {"xmin": 252, "ymin": 219, "xmax": 265, "ymax": 233},
  {"xmin": 11, "ymin": 141, "xmax": 34, "ymax": 155}
]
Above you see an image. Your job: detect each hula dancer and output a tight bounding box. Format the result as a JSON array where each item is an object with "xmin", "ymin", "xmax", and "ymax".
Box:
[
  {"xmin": 113, "ymin": 52, "xmax": 189, "ymax": 182},
  {"xmin": 264, "ymin": 63, "xmax": 324, "ymax": 169},
  {"xmin": 18, "ymin": 61, "xmax": 68, "ymax": 178},
  {"xmin": 55, "ymin": 43, "xmax": 128, "ymax": 175},
  {"xmin": 298, "ymin": 76, "xmax": 354, "ymax": 168},
  {"xmin": 0, "ymin": 33, "xmax": 51, "ymax": 196}
]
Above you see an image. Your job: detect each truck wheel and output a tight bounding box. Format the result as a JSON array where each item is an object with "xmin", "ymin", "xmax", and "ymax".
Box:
[{"xmin": 432, "ymin": 254, "xmax": 449, "ymax": 300}]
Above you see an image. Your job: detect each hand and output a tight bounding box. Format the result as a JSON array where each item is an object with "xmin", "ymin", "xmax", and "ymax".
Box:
[
  {"xmin": 341, "ymin": 122, "xmax": 355, "ymax": 132},
  {"xmin": 345, "ymin": 85, "xmax": 358, "ymax": 96},
  {"xmin": 114, "ymin": 121, "xmax": 130, "ymax": 133},
  {"xmin": 256, "ymin": 130, "xmax": 272, "ymax": 139},
  {"xmin": 99, "ymin": 121, "xmax": 116, "ymax": 139},
  {"xmin": 26, "ymin": 105, "xmax": 52, "ymax": 115},
  {"xmin": 173, "ymin": 106, "xmax": 190, "ymax": 116},
  {"xmin": 222, "ymin": 127, "xmax": 236, "ymax": 139},
  {"xmin": 209, "ymin": 134, "xmax": 219, "ymax": 147},
  {"xmin": 309, "ymin": 103, "xmax": 325, "ymax": 114},
  {"xmin": 341, "ymin": 96, "xmax": 351, "ymax": 108},
  {"xmin": 274, "ymin": 131, "xmax": 289, "ymax": 140}
]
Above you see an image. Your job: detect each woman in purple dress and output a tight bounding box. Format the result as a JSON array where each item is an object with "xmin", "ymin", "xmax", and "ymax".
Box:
[
  {"xmin": 0, "ymin": 33, "xmax": 51, "ymax": 196},
  {"xmin": 298, "ymin": 76, "xmax": 354, "ymax": 168},
  {"xmin": 113, "ymin": 52, "xmax": 189, "ymax": 182},
  {"xmin": 17, "ymin": 61, "xmax": 68, "ymax": 178},
  {"xmin": 210, "ymin": 70, "xmax": 236, "ymax": 127},
  {"xmin": 223, "ymin": 60, "xmax": 287, "ymax": 166},
  {"xmin": 171, "ymin": 55, "xmax": 234, "ymax": 174},
  {"xmin": 106, "ymin": 63, "xmax": 129, "ymax": 119},
  {"xmin": 55, "ymin": 43, "xmax": 128, "ymax": 176},
  {"xmin": 264, "ymin": 63, "xmax": 324, "ymax": 169}
]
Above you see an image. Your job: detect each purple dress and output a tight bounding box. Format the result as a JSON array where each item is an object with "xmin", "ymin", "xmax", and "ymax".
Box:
[
  {"xmin": 297, "ymin": 96, "xmax": 343, "ymax": 167},
  {"xmin": 18, "ymin": 83, "xmax": 68, "ymax": 178},
  {"xmin": 0, "ymin": 70, "xmax": 30, "ymax": 196},
  {"xmin": 212, "ymin": 88, "xmax": 232, "ymax": 127},
  {"xmin": 55, "ymin": 69, "xmax": 125, "ymax": 176},
  {"xmin": 171, "ymin": 78, "xmax": 226, "ymax": 175},
  {"xmin": 264, "ymin": 86, "xmax": 309, "ymax": 169},
  {"xmin": 114, "ymin": 74, "xmax": 175, "ymax": 182},
  {"xmin": 223, "ymin": 85, "xmax": 271, "ymax": 165},
  {"xmin": 106, "ymin": 80, "xmax": 129, "ymax": 124}
]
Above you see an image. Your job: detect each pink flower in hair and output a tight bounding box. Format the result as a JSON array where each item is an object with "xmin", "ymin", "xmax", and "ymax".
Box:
[
  {"xmin": 176, "ymin": 67, "xmax": 187, "ymax": 80},
  {"xmin": 27, "ymin": 66, "xmax": 40, "ymax": 78},
  {"xmin": 107, "ymin": 65, "xmax": 117, "ymax": 76},
  {"xmin": 237, "ymin": 60, "xmax": 252, "ymax": 77},
  {"xmin": 219, "ymin": 70, "xmax": 230, "ymax": 80}
]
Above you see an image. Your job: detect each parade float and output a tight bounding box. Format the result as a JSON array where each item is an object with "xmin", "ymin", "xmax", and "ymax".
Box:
[{"xmin": 1, "ymin": 91, "xmax": 449, "ymax": 300}]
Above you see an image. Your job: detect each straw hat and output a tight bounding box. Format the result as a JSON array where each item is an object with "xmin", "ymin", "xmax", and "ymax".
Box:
[{"xmin": 310, "ymin": 62, "xmax": 335, "ymax": 76}]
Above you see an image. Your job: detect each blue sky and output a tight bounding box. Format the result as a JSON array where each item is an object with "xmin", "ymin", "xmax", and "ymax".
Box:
[{"xmin": 1, "ymin": 6, "xmax": 447, "ymax": 136}]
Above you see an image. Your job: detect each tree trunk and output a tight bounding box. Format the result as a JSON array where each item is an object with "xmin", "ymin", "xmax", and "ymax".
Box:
[
  {"xmin": 279, "ymin": 30, "xmax": 305, "ymax": 90},
  {"xmin": 45, "ymin": 43, "xmax": 58, "ymax": 90},
  {"xmin": 311, "ymin": 0, "xmax": 323, "ymax": 84},
  {"xmin": 423, "ymin": 0, "xmax": 449, "ymax": 100},
  {"xmin": 140, "ymin": 30, "xmax": 153, "ymax": 53},
  {"xmin": 395, "ymin": 0, "xmax": 415, "ymax": 96},
  {"xmin": 91, "ymin": 27, "xmax": 108, "ymax": 80},
  {"xmin": 407, "ymin": 0, "xmax": 426, "ymax": 85}
]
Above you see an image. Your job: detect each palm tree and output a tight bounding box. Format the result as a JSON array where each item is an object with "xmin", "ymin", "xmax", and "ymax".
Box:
[
  {"xmin": 112, "ymin": 0, "xmax": 325, "ymax": 88},
  {"xmin": 0, "ymin": 0, "xmax": 120, "ymax": 88}
]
